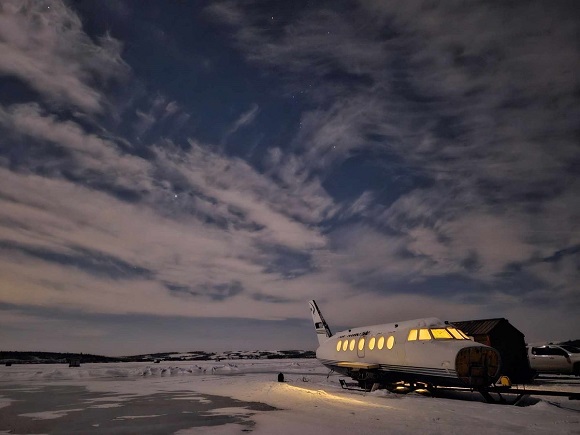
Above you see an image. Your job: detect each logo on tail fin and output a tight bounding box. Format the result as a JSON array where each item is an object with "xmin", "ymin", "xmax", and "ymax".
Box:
[{"xmin": 309, "ymin": 300, "xmax": 332, "ymax": 345}]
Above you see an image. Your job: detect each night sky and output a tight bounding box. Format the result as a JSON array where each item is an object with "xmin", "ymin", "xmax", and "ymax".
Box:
[{"xmin": 1, "ymin": 0, "xmax": 579, "ymax": 355}]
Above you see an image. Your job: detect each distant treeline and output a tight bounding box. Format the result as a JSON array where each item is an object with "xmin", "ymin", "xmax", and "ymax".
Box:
[
  {"xmin": 0, "ymin": 351, "xmax": 124, "ymax": 364},
  {"xmin": 0, "ymin": 349, "xmax": 316, "ymax": 364}
]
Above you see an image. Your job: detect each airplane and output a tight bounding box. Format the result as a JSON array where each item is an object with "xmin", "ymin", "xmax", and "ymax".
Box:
[{"xmin": 309, "ymin": 300, "xmax": 501, "ymax": 395}]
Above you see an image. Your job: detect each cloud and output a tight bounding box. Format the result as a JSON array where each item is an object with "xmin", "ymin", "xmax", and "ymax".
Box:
[
  {"xmin": 134, "ymin": 110, "xmax": 157, "ymax": 137},
  {"xmin": 208, "ymin": 0, "xmax": 580, "ymax": 313},
  {"xmin": 0, "ymin": 103, "xmax": 153, "ymax": 201},
  {"xmin": 132, "ymin": 95, "xmax": 189, "ymax": 139},
  {"xmin": 168, "ymin": 280, "xmax": 245, "ymax": 302},
  {"xmin": 225, "ymin": 103, "xmax": 260, "ymax": 138},
  {"xmin": 0, "ymin": 240, "xmax": 154, "ymax": 280},
  {"xmin": 0, "ymin": 126, "xmax": 337, "ymax": 319},
  {"xmin": 0, "ymin": 0, "xmax": 128, "ymax": 112}
]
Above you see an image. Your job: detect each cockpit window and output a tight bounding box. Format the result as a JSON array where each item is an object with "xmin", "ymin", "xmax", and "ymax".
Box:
[
  {"xmin": 409, "ymin": 327, "xmax": 468, "ymax": 341},
  {"xmin": 458, "ymin": 330, "xmax": 470, "ymax": 340},
  {"xmin": 447, "ymin": 328, "xmax": 465, "ymax": 339},
  {"xmin": 431, "ymin": 328, "xmax": 453, "ymax": 339}
]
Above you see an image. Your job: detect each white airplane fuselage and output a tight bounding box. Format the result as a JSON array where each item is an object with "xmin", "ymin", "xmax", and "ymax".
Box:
[{"xmin": 310, "ymin": 300, "xmax": 500, "ymax": 389}]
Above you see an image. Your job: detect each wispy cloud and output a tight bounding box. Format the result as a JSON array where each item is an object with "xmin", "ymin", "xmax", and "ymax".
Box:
[
  {"xmin": 0, "ymin": 0, "xmax": 128, "ymax": 112},
  {"xmin": 0, "ymin": 142, "xmax": 334, "ymax": 318},
  {"xmin": 133, "ymin": 95, "xmax": 190, "ymax": 140},
  {"xmin": 224, "ymin": 103, "xmax": 260, "ymax": 139},
  {"xmin": 208, "ymin": 0, "xmax": 580, "ymax": 314}
]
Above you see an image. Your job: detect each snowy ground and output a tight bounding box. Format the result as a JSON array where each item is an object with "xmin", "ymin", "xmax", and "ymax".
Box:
[{"xmin": 1, "ymin": 359, "xmax": 579, "ymax": 434}]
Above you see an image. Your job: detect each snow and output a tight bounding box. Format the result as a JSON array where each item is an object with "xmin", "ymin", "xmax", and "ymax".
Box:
[
  {"xmin": 1, "ymin": 359, "xmax": 579, "ymax": 434},
  {"xmin": 174, "ymin": 423, "xmax": 251, "ymax": 434},
  {"xmin": 88, "ymin": 402, "xmax": 123, "ymax": 409},
  {"xmin": 19, "ymin": 408, "xmax": 85, "ymax": 420},
  {"xmin": 114, "ymin": 414, "xmax": 165, "ymax": 420}
]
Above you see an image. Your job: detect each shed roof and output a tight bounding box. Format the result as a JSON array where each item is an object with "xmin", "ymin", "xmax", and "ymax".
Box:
[{"xmin": 451, "ymin": 318, "xmax": 507, "ymax": 336}]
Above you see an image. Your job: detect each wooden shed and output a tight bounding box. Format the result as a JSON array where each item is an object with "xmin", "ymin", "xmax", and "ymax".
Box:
[{"xmin": 451, "ymin": 318, "xmax": 533, "ymax": 383}]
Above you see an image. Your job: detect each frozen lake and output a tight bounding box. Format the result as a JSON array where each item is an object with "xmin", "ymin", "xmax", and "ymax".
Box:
[{"xmin": 1, "ymin": 359, "xmax": 579, "ymax": 434}]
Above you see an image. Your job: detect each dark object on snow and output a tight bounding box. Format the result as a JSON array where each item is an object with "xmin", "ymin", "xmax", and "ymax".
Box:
[
  {"xmin": 339, "ymin": 379, "xmax": 360, "ymax": 390},
  {"xmin": 451, "ymin": 318, "xmax": 534, "ymax": 383},
  {"xmin": 5, "ymin": 362, "xmax": 12, "ymax": 366},
  {"xmin": 277, "ymin": 372, "xmax": 284, "ymax": 382},
  {"xmin": 68, "ymin": 359, "xmax": 81, "ymax": 367}
]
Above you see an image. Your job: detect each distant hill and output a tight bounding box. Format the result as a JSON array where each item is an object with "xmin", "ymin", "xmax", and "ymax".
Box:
[
  {"xmin": 0, "ymin": 351, "xmax": 124, "ymax": 364},
  {"xmin": 121, "ymin": 349, "xmax": 315, "ymax": 362},
  {"xmin": 560, "ymin": 339, "xmax": 580, "ymax": 348},
  {"xmin": 0, "ymin": 349, "xmax": 315, "ymax": 364}
]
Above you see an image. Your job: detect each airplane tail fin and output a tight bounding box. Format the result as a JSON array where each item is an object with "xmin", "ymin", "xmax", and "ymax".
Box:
[{"xmin": 309, "ymin": 300, "xmax": 332, "ymax": 345}]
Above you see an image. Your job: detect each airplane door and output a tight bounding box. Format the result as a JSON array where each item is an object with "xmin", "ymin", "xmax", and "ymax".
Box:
[{"xmin": 357, "ymin": 337, "xmax": 365, "ymax": 358}]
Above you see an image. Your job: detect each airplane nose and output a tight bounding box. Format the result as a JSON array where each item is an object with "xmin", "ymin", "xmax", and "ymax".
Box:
[{"xmin": 455, "ymin": 346, "xmax": 500, "ymax": 387}]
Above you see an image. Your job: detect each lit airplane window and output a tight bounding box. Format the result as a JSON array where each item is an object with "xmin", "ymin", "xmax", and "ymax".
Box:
[
  {"xmin": 458, "ymin": 330, "xmax": 470, "ymax": 340},
  {"xmin": 358, "ymin": 337, "xmax": 365, "ymax": 351},
  {"xmin": 336, "ymin": 340, "xmax": 342, "ymax": 351},
  {"xmin": 431, "ymin": 328, "xmax": 452, "ymax": 339},
  {"xmin": 387, "ymin": 335, "xmax": 395, "ymax": 349},
  {"xmin": 419, "ymin": 329, "xmax": 432, "ymax": 340},
  {"xmin": 377, "ymin": 336, "xmax": 385, "ymax": 349},
  {"xmin": 349, "ymin": 339, "xmax": 355, "ymax": 351},
  {"xmin": 342, "ymin": 340, "xmax": 348, "ymax": 351},
  {"xmin": 368, "ymin": 336, "xmax": 376, "ymax": 350},
  {"xmin": 407, "ymin": 329, "xmax": 418, "ymax": 341},
  {"xmin": 446, "ymin": 328, "xmax": 465, "ymax": 339}
]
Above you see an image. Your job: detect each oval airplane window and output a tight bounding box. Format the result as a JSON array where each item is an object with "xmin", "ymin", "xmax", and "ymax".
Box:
[
  {"xmin": 342, "ymin": 340, "xmax": 348, "ymax": 351},
  {"xmin": 377, "ymin": 336, "xmax": 385, "ymax": 350},
  {"xmin": 349, "ymin": 339, "xmax": 356, "ymax": 351},
  {"xmin": 387, "ymin": 335, "xmax": 395, "ymax": 350},
  {"xmin": 336, "ymin": 340, "xmax": 342, "ymax": 352},
  {"xmin": 369, "ymin": 336, "xmax": 376, "ymax": 350},
  {"xmin": 358, "ymin": 337, "xmax": 365, "ymax": 351}
]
